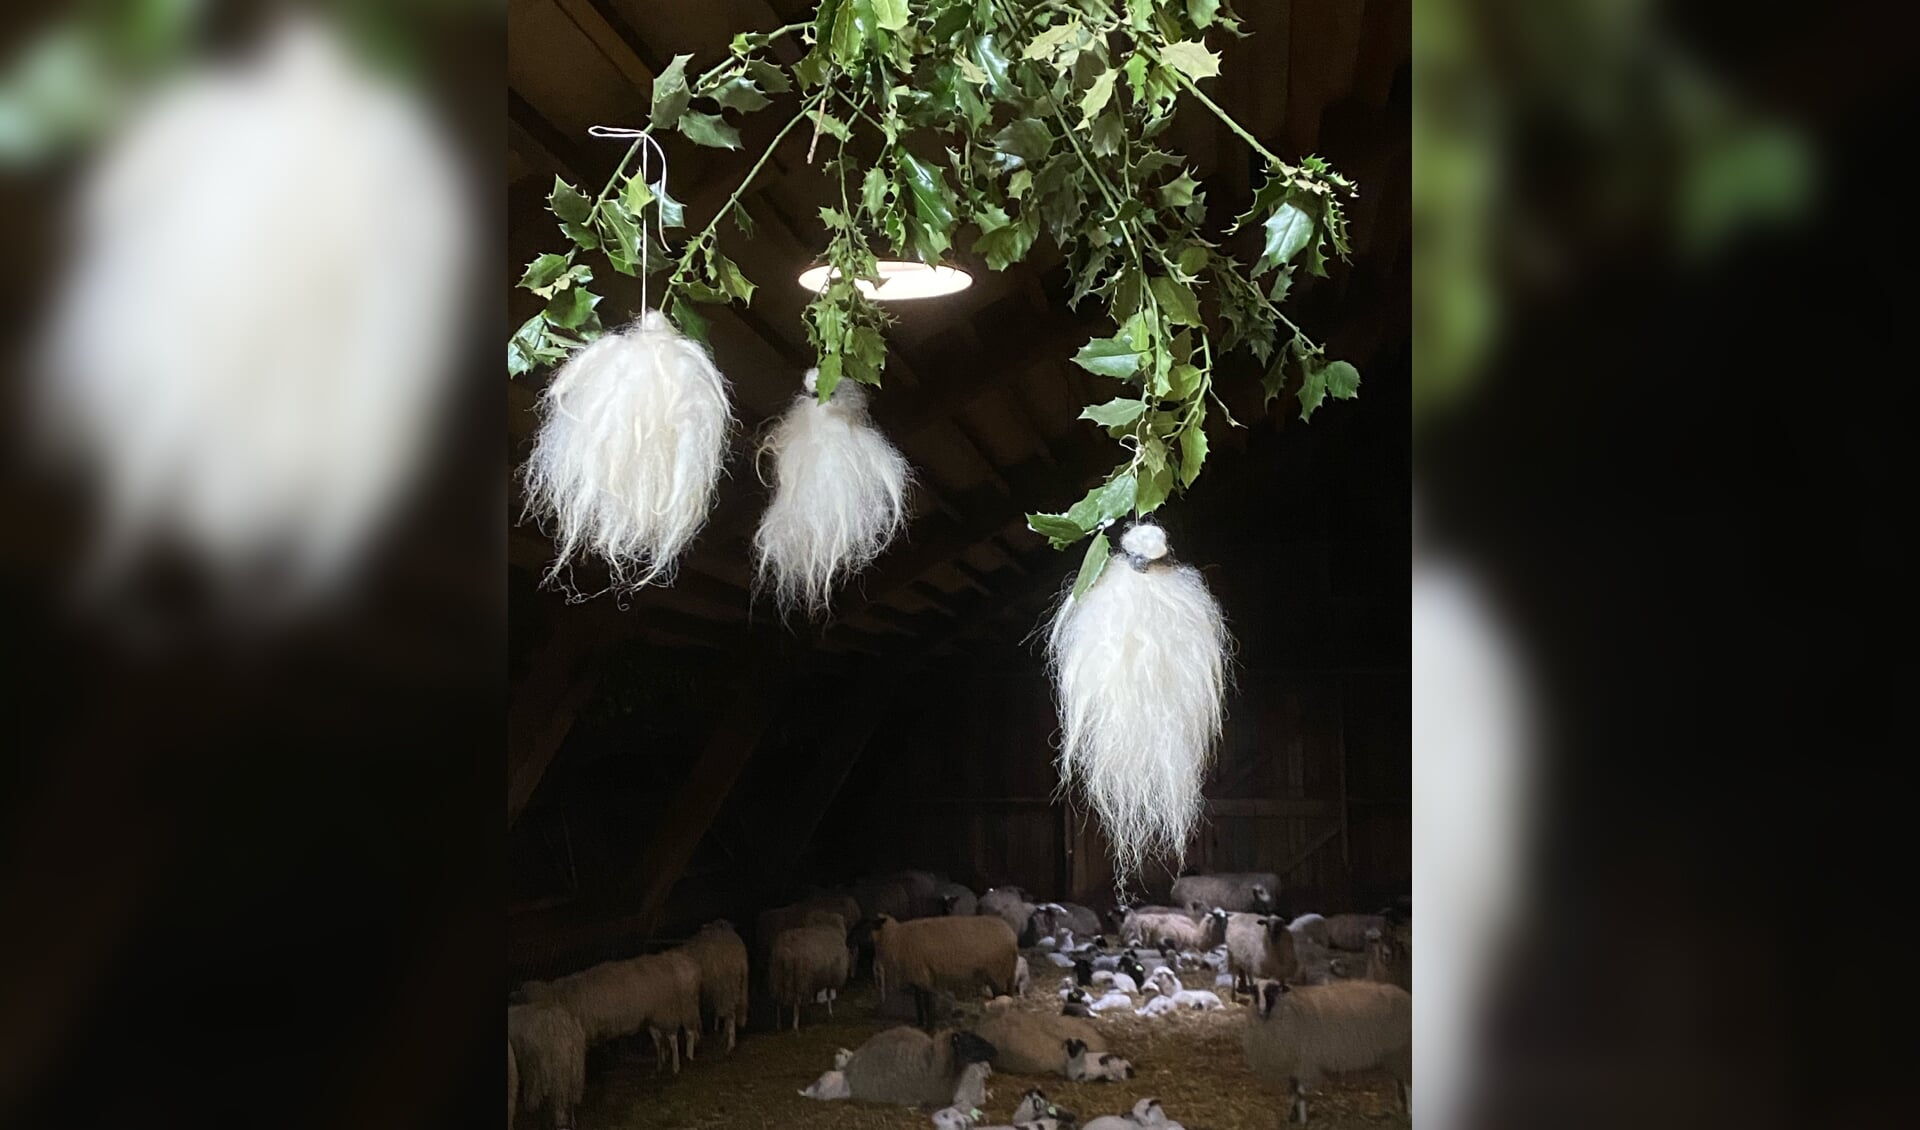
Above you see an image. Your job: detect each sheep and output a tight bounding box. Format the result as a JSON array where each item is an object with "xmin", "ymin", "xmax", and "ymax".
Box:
[
  {"xmin": 1042, "ymin": 950, "xmax": 1077, "ymax": 969},
  {"xmin": 1242, "ymin": 978, "xmax": 1412, "ymax": 1124},
  {"xmin": 1225, "ymin": 913, "xmax": 1300, "ymax": 997},
  {"xmin": 1135, "ymin": 987, "xmax": 1223, "ymax": 1016},
  {"xmin": 1108, "ymin": 904, "xmax": 1190, "ymax": 938},
  {"xmin": 1091, "ymin": 969, "xmax": 1139, "ymax": 994},
  {"xmin": 1014, "ymin": 1087, "xmax": 1078, "ymax": 1127},
  {"xmin": 770, "ymin": 924, "xmax": 851, "ymax": 1030},
  {"xmin": 1033, "ymin": 901, "xmax": 1104, "ymax": 938},
  {"xmin": 1288, "ymin": 912, "xmax": 1330, "ymax": 948},
  {"xmin": 841, "ymin": 1026, "xmax": 999, "ymax": 1107},
  {"xmin": 757, "ymin": 903, "xmax": 848, "ymax": 953},
  {"xmin": 801, "ymin": 1069, "xmax": 851, "ymax": 1099},
  {"xmin": 1323, "ymin": 913, "xmax": 1389, "ymax": 952},
  {"xmin": 507, "ymin": 1040, "xmax": 518, "ymax": 1130},
  {"xmin": 1122, "ymin": 908, "xmax": 1227, "ymax": 951},
  {"xmin": 1014, "ymin": 955, "xmax": 1032, "ymax": 994},
  {"xmin": 1086, "ymin": 988, "xmax": 1135, "ymax": 1014},
  {"xmin": 675, "ymin": 919, "xmax": 749, "ymax": 1051},
  {"xmin": 977, "ymin": 885, "xmax": 1038, "ymax": 941},
  {"xmin": 1171, "ymin": 871, "xmax": 1280, "ymax": 915},
  {"xmin": 951, "ymin": 1059, "xmax": 991, "ymax": 1111},
  {"xmin": 1363, "ymin": 924, "xmax": 1411, "ymax": 991},
  {"xmin": 1130, "ymin": 1097, "xmax": 1189, "ymax": 1128},
  {"xmin": 937, "ymin": 881, "xmax": 979, "ymax": 917},
  {"xmin": 852, "ymin": 874, "xmax": 915, "ymax": 921},
  {"xmin": 518, "ymin": 952, "xmax": 696, "ymax": 1069},
  {"xmin": 872, "ymin": 913, "xmax": 1019, "ymax": 1028},
  {"xmin": 507, "ymin": 1003, "xmax": 585, "ymax": 1130},
  {"xmin": 1064, "ymin": 1037, "xmax": 1134, "ymax": 1082},
  {"xmin": 973, "ymin": 1010, "xmax": 1106, "ymax": 1075},
  {"xmin": 889, "ymin": 869, "xmax": 948, "ymax": 918}
]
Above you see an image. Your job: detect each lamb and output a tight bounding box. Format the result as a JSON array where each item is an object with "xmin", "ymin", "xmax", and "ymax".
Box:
[
  {"xmin": 1171, "ymin": 871, "xmax": 1280, "ymax": 914},
  {"xmin": 1064, "ymin": 1037, "xmax": 1134, "ymax": 1081},
  {"xmin": 1323, "ymin": 913, "xmax": 1389, "ymax": 952},
  {"xmin": 1225, "ymin": 913, "xmax": 1300, "ymax": 997},
  {"xmin": 1086, "ymin": 988, "xmax": 1136, "ymax": 1013},
  {"xmin": 675, "ymin": 919, "xmax": 749, "ymax": 1051},
  {"xmin": 1135, "ymin": 988, "xmax": 1223, "ymax": 1016},
  {"xmin": 1123, "ymin": 908, "xmax": 1227, "ymax": 951},
  {"xmin": 972, "ymin": 1010, "xmax": 1107, "ymax": 1075},
  {"xmin": 1091, "ymin": 969, "xmax": 1139, "ymax": 994},
  {"xmin": 770, "ymin": 923, "xmax": 851, "ymax": 1030},
  {"xmin": 1363, "ymin": 924, "xmax": 1411, "ymax": 991},
  {"xmin": 507, "ymin": 1039, "xmax": 518, "ymax": 1130},
  {"xmin": 937, "ymin": 881, "xmax": 979, "ymax": 916},
  {"xmin": 507, "ymin": 1002, "xmax": 585, "ymax": 1130},
  {"xmin": 873, "ymin": 913, "xmax": 1019, "ymax": 1028},
  {"xmin": 1014, "ymin": 1087, "xmax": 1078, "ymax": 1127},
  {"xmin": 978, "ymin": 885, "xmax": 1038, "ymax": 941},
  {"xmin": 799, "ymin": 1047, "xmax": 857, "ymax": 1098},
  {"xmin": 1130, "ymin": 1097, "xmax": 1189, "ymax": 1128},
  {"xmin": 840, "ymin": 1026, "xmax": 999, "ymax": 1107},
  {"xmin": 1242, "ymin": 978, "xmax": 1412, "ymax": 1123}
]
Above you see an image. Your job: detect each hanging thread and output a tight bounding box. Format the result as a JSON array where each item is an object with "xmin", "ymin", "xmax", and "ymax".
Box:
[{"xmin": 586, "ymin": 125, "xmax": 670, "ymax": 312}]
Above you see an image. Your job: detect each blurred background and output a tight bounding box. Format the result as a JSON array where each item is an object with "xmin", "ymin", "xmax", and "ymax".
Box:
[{"xmin": 1, "ymin": 0, "xmax": 1913, "ymax": 1126}]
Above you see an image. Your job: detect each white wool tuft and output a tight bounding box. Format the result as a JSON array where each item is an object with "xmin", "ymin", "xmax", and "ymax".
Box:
[
  {"xmin": 753, "ymin": 377, "xmax": 911, "ymax": 617},
  {"xmin": 522, "ymin": 310, "xmax": 734, "ymax": 594},
  {"xmin": 1046, "ymin": 531, "xmax": 1230, "ymax": 887},
  {"xmin": 1120, "ymin": 523, "xmax": 1169, "ymax": 561}
]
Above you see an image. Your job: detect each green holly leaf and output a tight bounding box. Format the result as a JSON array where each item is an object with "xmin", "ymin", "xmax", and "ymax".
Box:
[
  {"xmin": 623, "ymin": 175, "xmax": 654, "ymax": 215},
  {"xmin": 745, "ymin": 59, "xmax": 791, "ymax": 93},
  {"xmin": 1066, "ymin": 471, "xmax": 1138, "ymax": 530},
  {"xmin": 1079, "ymin": 398, "xmax": 1148, "ymax": 428},
  {"xmin": 1178, "ymin": 416, "xmax": 1209, "ymax": 486},
  {"xmin": 1070, "ymin": 531, "xmax": 1112, "ymax": 599},
  {"xmin": 862, "ymin": 165, "xmax": 891, "ymax": 216},
  {"xmin": 1149, "ymin": 276, "xmax": 1202, "ymax": 326},
  {"xmin": 815, "ymin": 352, "xmax": 844, "ymax": 402},
  {"xmin": 1027, "ymin": 512, "xmax": 1087, "ymax": 550},
  {"xmin": 1324, "ymin": 359, "xmax": 1361, "ymax": 400},
  {"xmin": 548, "ymin": 177, "xmax": 590, "ymax": 224},
  {"xmin": 1135, "ymin": 461, "xmax": 1175, "ymax": 515},
  {"xmin": 1268, "ymin": 264, "xmax": 1294, "ymax": 304},
  {"xmin": 814, "ymin": 111, "xmax": 852, "ymax": 141},
  {"xmin": 518, "ymin": 253, "xmax": 571, "ymax": 296},
  {"xmin": 992, "ymin": 118, "xmax": 1053, "ymax": 164},
  {"xmin": 678, "ymin": 111, "xmax": 741, "ymax": 150},
  {"xmin": 1080, "ymin": 69, "xmax": 1117, "ymax": 121},
  {"xmin": 1167, "ymin": 362, "xmax": 1203, "ymax": 399},
  {"xmin": 1071, "ymin": 333, "xmax": 1147, "ymax": 379},
  {"xmin": 651, "ymin": 179, "xmax": 685, "ymax": 229},
  {"xmin": 650, "ymin": 54, "xmax": 693, "ymax": 130},
  {"xmin": 973, "ymin": 212, "xmax": 1037, "ymax": 271},
  {"xmin": 1159, "ymin": 172, "xmax": 1199, "ymax": 209},
  {"xmin": 971, "ymin": 33, "xmax": 1012, "ymax": 94},
  {"xmin": 1023, "ymin": 19, "xmax": 1082, "ymax": 63},
  {"xmin": 1158, "ymin": 40, "xmax": 1221, "ymax": 81},
  {"xmin": 871, "ymin": 0, "xmax": 910, "ymax": 32},
  {"xmin": 543, "ymin": 284, "xmax": 601, "ymax": 329},
  {"xmin": 667, "ymin": 296, "xmax": 710, "ymax": 345},
  {"xmin": 1188, "ymin": 0, "xmax": 1222, "ymax": 28},
  {"xmin": 1255, "ymin": 202, "xmax": 1314, "ymax": 275},
  {"xmin": 598, "ymin": 199, "xmax": 642, "ymax": 275},
  {"xmin": 896, "ymin": 148, "xmax": 958, "ymax": 261},
  {"xmin": 714, "ymin": 254, "xmax": 757, "ymax": 304},
  {"xmin": 1260, "ymin": 350, "xmax": 1288, "ymax": 407},
  {"xmin": 709, "ymin": 75, "xmax": 770, "ymax": 113},
  {"xmin": 1124, "ymin": 52, "xmax": 1150, "ymax": 101}
]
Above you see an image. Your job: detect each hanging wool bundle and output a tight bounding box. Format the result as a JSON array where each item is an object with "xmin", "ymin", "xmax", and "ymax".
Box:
[
  {"xmin": 752, "ymin": 369, "xmax": 911, "ymax": 617},
  {"xmin": 522, "ymin": 310, "xmax": 734, "ymax": 594},
  {"xmin": 1046, "ymin": 522, "xmax": 1231, "ymax": 887}
]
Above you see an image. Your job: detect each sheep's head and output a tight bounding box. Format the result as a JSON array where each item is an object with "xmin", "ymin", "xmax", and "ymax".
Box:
[
  {"xmin": 941, "ymin": 893, "xmax": 961, "ymax": 915},
  {"xmin": 951, "ymin": 1030, "xmax": 997, "ymax": 1064},
  {"xmin": 1249, "ymin": 883, "xmax": 1274, "ymax": 911},
  {"xmin": 1063, "ymin": 1037, "xmax": 1087, "ymax": 1059},
  {"xmin": 1101, "ymin": 1054, "xmax": 1135, "ymax": 1079}
]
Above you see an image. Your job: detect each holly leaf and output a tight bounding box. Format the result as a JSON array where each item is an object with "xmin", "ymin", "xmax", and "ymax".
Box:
[
  {"xmin": 650, "ymin": 54, "xmax": 693, "ymax": 130},
  {"xmin": 668, "ymin": 297, "xmax": 710, "ymax": 345},
  {"xmin": 1027, "ymin": 512, "xmax": 1087, "ymax": 550},
  {"xmin": 623, "ymin": 175, "xmax": 654, "ymax": 215},
  {"xmin": 872, "ymin": 0, "xmax": 910, "ymax": 32},
  {"xmin": 862, "ymin": 165, "xmax": 891, "ymax": 216},
  {"xmin": 1167, "ymin": 362, "xmax": 1203, "ymax": 399},
  {"xmin": 543, "ymin": 285, "xmax": 601, "ymax": 330},
  {"xmin": 1260, "ymin": 351, "xmax": 1288, "ymax": 407},
  {"xmin": 678, "ymin": 111, "xmax": 741, "ymax": 150},
  {"xmin": 1158, "ymin": 40, "xmax": 1221, "ymax": 81},
  {"xmin": 814, "ymin": 111, "xmax": 852, "ymax": 141},
  {"xmin": 992, "ymin": 118, "xmax": 1053, "ymax": 164},
  {"xmin": 1079, "ymin": 398, "xmax": 1148, "ymax": 428},
  {"xmin": 1324, "ymin": 359, "xmax": 1361, "ymax": 400},
  {"xmin": 598, "ymin": 199, "xmax": 642, "ymax": 275},
  {"xmin": 1135, "ymin": 462, "xmax": 1175, "ymax": 515},
  {"xmin": 1188, "ymin": 0, "xmax": 1222, "ymax": 28},
  {"xmin": 1080, "ymin": 69, "xmax": 1117, "ymax": 121},
  {"xmin": 1022, "ymin": 19, "xmax": 1082, "ymax": 63},
  {"xmin": 709, "ymin": 75, "xmax": 770, "ymax": 113},
  {"xmin": 1149, "ymin": 276, "xmax": 1202, "ymax": 326},
  {"xmin": 548, "ymin": 177, "xmax": 590, "ymax": 224},
  {"xmin": 518, "ymin": 253, "xmax": 571, "ymax": 296},
  {"xmin": 897, "ymin": 148, "xmax": 958, "ymax": 261},
  {"xmin": 973, "ymin": 211, "xmax": 1037, "ymax": 271},
  {"xmin": 971, "ymin": 33, "xmax": 1013, "ymax": 94},
  {"xmin": 1268, "ymin": 265, "xmax": 1294, "ymax": 304},
  {"xmin": 714, "ymin": 254, "xmax": 757, "ymax": 304},
  {"xmin": 1255, "ymin": 202, "xmax": 1314, "ymax": 275},
  {"xmin": 1066, "ymin": 472, "xmax": 1138, "ymax": 531},
  {"xmin": 1158, "ymin": 171, "xmax": 1199, "ymax": 208},
  {"xmin": 1071, "ymin": 333, "xmax": 1147, "ymax": 379},
  {"xmin": 1124, "ymin": 52, "xmax": 1150, "ymax": 101},
  {"xmin": 1070, "ymin": 531, "xmax": 1112, "ymax": 599},
  {"xmin": 651, "ymin": 179, "xmax": 685, "ymax": 229},
  {"xmin": 1178, "ymin": 417, "xmax": 1209, "ymax": 486},
  {"xmin": 745, "ymin": 59, "xmax": 792, "ymax": 93},
  {"xmin": 815, "ymin": 352, "xmax": 844, "ymax": 402}
]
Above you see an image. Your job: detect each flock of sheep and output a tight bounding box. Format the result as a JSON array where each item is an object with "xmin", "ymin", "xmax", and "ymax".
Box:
[{"xmin": 506, "ymin": 868, "xmax": 1411, "ymax": 1128}]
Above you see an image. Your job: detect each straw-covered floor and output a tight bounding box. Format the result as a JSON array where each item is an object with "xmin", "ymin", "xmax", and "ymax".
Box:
[{"xmin": 572, "ymin": 962, "xmax": 1409, "ymax": 1130}]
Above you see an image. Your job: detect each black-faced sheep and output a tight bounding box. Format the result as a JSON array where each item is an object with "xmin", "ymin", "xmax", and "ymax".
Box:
[
  {"xmin": 1171, "ymin": 871, "xmax": 1281, "ymax": 915},
  {"xmin": 507, "ymin": 1002, "xmax": 585, "ymax": 1130},
  {"xmin": 841, "ymin": 1027, "xmax": 998, "ymax": 1107},
  {"xmin": 1242, "ymin": 978, "xmax": 1411, "ymax": 1123},
  {"xmin": 972, "ymin": 1009, "xmax": 1107, "ymax": 1075},
  {"xmin": 675, "ymin": 920, "xmax": 749, "ymax": 1051},
  {"xmin": 873, "ymin": 913, "xmax": 1019, "ymax": 1028},
  {"xmin": 936, "ymin": 881, "xmax": 978, "ymax": 916},
  {"xmin": 770, "ymin": 923, "xmax": 851, "ymax": 1030},
  {"xmin": 1225, "ymin": 913, "xmax": 1300, "ymax": 997},
  {"xmin": 1323, "ymin": 913, "xmax": 1389, "ymax": 952},
  {"xmin": 1064, "ymin": 1038, "xmax": 1134, "ymax": 1082}
]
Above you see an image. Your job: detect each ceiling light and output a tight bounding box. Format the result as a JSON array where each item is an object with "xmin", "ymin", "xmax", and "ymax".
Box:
[{"xmin": 797, "ymin": 261, "xmax": 973, "ymax": 301}]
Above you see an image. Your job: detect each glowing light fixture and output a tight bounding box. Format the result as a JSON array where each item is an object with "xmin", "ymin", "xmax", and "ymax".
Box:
[{"xmin": 797, "ymin": 260, "xmax": 973, "ymax": 301}]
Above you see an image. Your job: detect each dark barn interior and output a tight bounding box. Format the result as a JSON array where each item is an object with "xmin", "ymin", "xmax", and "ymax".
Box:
[{"xmin": 509, "ymin": 2, "xmax": 1409, "ymax": 1126}]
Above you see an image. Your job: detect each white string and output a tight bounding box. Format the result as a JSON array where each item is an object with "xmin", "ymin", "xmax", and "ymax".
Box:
[{"xmin": 587, "ymin": 125, "xmax": 670, "ymax": 314}]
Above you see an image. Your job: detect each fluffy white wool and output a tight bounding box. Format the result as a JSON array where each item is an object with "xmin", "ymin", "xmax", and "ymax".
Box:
[
  {"xmin": 523, "ymin": 310, "xmax": 734, "ymax": 594},
  {"xmin": 752, "ymin": 372, "xmax": 910, "ymax": 617},
  {"xmin": 1046, "ymin": 522, "xmax": 1230, "ymax": 887}
]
